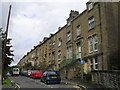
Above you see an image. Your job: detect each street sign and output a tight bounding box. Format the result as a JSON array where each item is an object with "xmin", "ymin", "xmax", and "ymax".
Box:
[{"xmin": 80, "ymin": 58, "xmax": 84, "ymax": 64}]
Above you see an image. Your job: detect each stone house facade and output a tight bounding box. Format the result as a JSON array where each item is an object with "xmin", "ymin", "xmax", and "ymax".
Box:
[{"xmin": 17, "ymin": 2, "xmax": 119, "ymax": 79}]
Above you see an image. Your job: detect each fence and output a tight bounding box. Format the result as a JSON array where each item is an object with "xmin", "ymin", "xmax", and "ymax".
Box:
[{"xmin": 91, "ymin": 70, "xmax": 120, "ymax": 89}]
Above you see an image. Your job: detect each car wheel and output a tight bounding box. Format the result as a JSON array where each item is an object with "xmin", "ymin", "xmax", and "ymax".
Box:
[
  {"xmin": 45, "ymin": 80, "xmax": 48, "ymax": 84},
  {"xmin": 33, "ymin": 77, "xmax": 35, "ymax": 79},
  {"xmin": 40, "ymin": 79, "xmax": 42, "ymax": 82}
]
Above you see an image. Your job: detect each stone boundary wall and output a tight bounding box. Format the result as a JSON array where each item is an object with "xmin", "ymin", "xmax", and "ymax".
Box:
[{"xmin": 91, "ymin": 70, "xmax": 120, "ymax": 89}]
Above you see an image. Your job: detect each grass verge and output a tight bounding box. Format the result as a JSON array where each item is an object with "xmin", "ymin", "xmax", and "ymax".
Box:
[{"xmin": 2, "ymin": 77, "xmax": 13, "ymax": 87}]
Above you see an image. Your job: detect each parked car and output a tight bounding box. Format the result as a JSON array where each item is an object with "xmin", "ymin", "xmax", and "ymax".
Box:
[
  {"xmin": 11, "ymin": 68, "xmax": 20, "ymax": 76},
  {"xmin": 40, "ymin": 71, "xmax": 61, "ymax": 84},
  {"xmin": 6, "ymin": 72, "xmax": 11, "ymax": 76},
  {"xmin": 27, "ymin": 70, "xmax": 34, "ymax": 77},
  {"xmin": 30, "ymin": 70, "xmax": 44, "ymax": 79},
  {"xmin": 21, "ymin": 70, "xmax": 28, "ymax": 76}
]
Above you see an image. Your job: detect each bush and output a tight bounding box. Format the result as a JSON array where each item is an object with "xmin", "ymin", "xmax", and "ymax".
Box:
[{"xmin": 84, "ymin": 73, "xmax": 92, "ymax": 82}]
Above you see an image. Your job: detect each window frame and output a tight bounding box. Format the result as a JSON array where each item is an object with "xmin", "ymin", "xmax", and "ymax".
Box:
[
  {"xmin": 88, "ymin": 34, "xmax": 98, "ymax": 53},
  {"xmin": 88, "ymin": 2, "xmax": 93, "ymax": 11},
  {"xmin": 88, "ymin": 16, "xmax": 95, "ymax": 30},
  {"xmin": 89, "ymin": 57, "xmax": 98, "ymax": 71},
  {"xmin": 76, "ymin": 25, "xmax": 81, "ymax": 36},
  {"xmin": 67, "ymin": 32, "xmax": 72, "ymax": 41},
  {"xmin": 76, "ymin": 42, "xmax": 82, "ymax": 59},
  {"xmin": 93, "ymin": 35, "xmax": 98, "ymax": 51},
  {"xmin": 93, "ymin": 57, "xmax": 98, "ymax": 70},
  {"xmin": 67, "ymin": 46, "xmax": 72, "ymax": 59},
  {"xmin": 58, "ymin": 38, "xmax": 62, "ymax": 47},
  {"xmin": 58, "ymin": 50, "xmax": 61, "ymax": 60},
  {"xmin": 88, "ymin": 36, "xmax": 93, "ymax": 53}
]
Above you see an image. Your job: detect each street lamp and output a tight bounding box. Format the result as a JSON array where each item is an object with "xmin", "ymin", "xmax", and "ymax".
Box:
[{"xmin": 2, "ymin": 5, "xmax": 12, "ymax": 83}]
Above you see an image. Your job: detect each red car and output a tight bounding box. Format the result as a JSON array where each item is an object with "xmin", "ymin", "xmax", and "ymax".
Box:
[{"xmin": 30, "ymin": 70, "xmax": 44, "ymax": 79}]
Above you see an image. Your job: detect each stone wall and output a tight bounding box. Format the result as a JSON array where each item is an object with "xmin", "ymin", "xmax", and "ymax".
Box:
[
  {"xmin": 91, "ymin": 70, "xmax": 120, "ymax": 89},
  {"xmin": 60, "ymin": 61, "xmax": 81, "ymax": 80}
]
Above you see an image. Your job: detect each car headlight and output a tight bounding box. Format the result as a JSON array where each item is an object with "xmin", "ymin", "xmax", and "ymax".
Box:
[{"xmin": 47, "ymin": 77, "xmax": 50, "ymax": 80}]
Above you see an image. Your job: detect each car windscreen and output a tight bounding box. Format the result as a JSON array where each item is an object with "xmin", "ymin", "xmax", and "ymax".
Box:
[
  {"xmin": 47, "ymin": 72, "xmax": 57, "ymax": 75},
  {"xmin": 13, "ymin": 69, "xmax": 19, "ymax": 71}
]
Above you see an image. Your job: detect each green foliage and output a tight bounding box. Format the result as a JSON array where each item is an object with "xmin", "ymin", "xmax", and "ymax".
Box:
[
  {"xmin": 23, "ymin": 62, "xmax": 32, "ymax": 70},
  {"xmin": 60, "ymin": 54, "xmax": 78, "ymax": 70},
  {"xmin": 1, "ymin": 29, "xmax": 14, "ymax": 77},
  {"xmin": 84, "ymin": 73, "xmax": 92, "ymax": 82},
  {"xmin": 2, "ymin": 77, "xmax": 12, "ymax": 87},
  {"xmin": 2, "ymin": 39, "xmax": 14, "ymax": 67}
]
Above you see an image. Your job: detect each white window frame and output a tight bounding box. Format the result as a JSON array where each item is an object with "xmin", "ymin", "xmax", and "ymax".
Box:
[
  {"xmin": 52, "ymin": 41, "xmax": 55, "ymax": 49},
  {"xmin": 93, "ymin": 35, "xmax": 98, "ymax": 51},
  {"xmin": 88, "ymin": 37, "xmax": 93, "ymax": 53},
  {"xmin": 90, "ymin": 57, "xmax": 98, "ymax": 71},
  {"xmin": 58, "ymin": 51, "xmax": 61, "ymax": 60},
  {"xmin": 76, "ymin": 25, "xmax": 81, "ymax": 36},
  {"xmin": 67, "ymin": 21, "xmax": 71, "ymax": 26},
  {"xmin": 67, "ymin": 32, "xmax": 71, "ymax": 41},
  {"xmin": 88, "ymin": 17, "xmax": 95, "ymax": 29},
  {"xmin": 88, "ymin": 35, "xmax": 98, "ymax": 53},
  {"xmin": 58, "ymin": 38, "xmax": 62, "ymax": 47},
  {"xmin": 93, "ymin": 57, "xmax": 98, "ymax": 70},
  {"xmin": 69, "ymin": 47, "xmax": 72, "ymax": 58},
  {"xmin": 53, "ymin": 41, "xmax": 55, "ymax": 45},
  {"xmin": 88, "ymin": 2, "xmax": 93, "ymax": 11},
  {"xmin": 76, "ymin": 43, "xmax": 82, "ymax": 59},
  {"xmin": 67, "ymin": 46, "xmax": 72, "ymax": 59},
  {"xmin": 90, "ymin": 58, "xmax": 94, "ymax": 70}
]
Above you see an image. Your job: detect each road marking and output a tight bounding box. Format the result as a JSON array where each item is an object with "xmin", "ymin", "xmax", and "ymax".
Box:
[
  {"xmin": 47, "ymin": 85, "xmax": 54, "ymax": 88},
  {"xmin": 9, "ymin": 77, "xmax": 21, "ymax": 89},
  {"xmin": 73, "ymin": 85, "xmax": 80, "ymax": 88},
  {"xmin": 15, "ymin": 83, "xmax": 20, "ymax": 89}
]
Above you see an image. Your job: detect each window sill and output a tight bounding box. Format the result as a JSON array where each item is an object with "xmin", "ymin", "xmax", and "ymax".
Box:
[
  {"xmin": 76, "ymin": 34, "xmax": 82, "ymax": 38},
  {"xmin": 87, "ymin": 8, "xmax": 93, "ymax": 12},
  {"xmin": 58, "ymin": 59, "xmax": 61, "ymax": 61},
  {"xmin": 89, "ymin": 51, "xmax": 93, "ymax": 54},
  {"xmin": 58, "ymin": 45, "xmax": 61, "ymax": 48},
  {"xmin": 94, "ymin": 50, "xmax": 98, "ymax": 52},
  {"xmin": 88, "ymin": 27, "xmax": 94, "ymax": 31},
  {"xmin": 66, "ymin": 24, "xmax": 71, "ymax": 28}
]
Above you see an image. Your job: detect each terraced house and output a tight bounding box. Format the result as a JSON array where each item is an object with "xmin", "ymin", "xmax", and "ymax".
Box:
[{"xmin": 18, "ymin": 2, "xmax": 119, "ymax": 80}]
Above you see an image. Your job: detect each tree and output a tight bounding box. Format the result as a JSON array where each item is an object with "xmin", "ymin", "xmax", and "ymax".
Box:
[
  {"xmin": 3, "ymin": 38, "xmax": 14, "ymax": 67},
  {"xmin": 1, "ymin": 29, "xmax": 14, "ymax": 77},
  {"xmin": 23, "ymin": 62, "xmax": 32, "ymax": 70}
]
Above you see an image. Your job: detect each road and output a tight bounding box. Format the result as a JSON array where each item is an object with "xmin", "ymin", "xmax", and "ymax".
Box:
[{"xmin": 10, "ymin": 76, "xmax": 81, "ymax": 90}]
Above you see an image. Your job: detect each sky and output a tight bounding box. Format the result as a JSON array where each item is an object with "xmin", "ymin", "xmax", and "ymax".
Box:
[{"xmin": 1, "ymin": 0, "xmax": 89, "ymax": 66}]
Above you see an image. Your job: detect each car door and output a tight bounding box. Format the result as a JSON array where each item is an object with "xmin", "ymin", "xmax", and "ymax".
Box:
[{"xmin": 41, "ymin": 72, "xmax": 47, "ymax": 82}]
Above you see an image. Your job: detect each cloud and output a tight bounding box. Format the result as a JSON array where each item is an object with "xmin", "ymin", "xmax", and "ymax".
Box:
[
  {"xmin": 2, "ymin": 0, "xmax": 88, "ymax": 3},
  {"xmin": 2, "ymin": 1, "xmax": 88, "ymax": 66}
]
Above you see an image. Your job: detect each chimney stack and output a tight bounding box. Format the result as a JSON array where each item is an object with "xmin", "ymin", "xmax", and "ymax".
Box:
[{"xmin": 67, "ymin": 10, "xmax": 79, "ymax": 23}]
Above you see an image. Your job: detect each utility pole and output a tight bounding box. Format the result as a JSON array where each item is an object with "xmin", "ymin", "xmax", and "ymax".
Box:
[{"xmin": 2, "ymin": 5, "xmax": 12, "ymax": 83}]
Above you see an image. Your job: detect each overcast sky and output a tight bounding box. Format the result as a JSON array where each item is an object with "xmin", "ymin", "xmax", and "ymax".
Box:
[{"xmin": 1, "ymin": 0, "xmax": 88, "ymax": 66}]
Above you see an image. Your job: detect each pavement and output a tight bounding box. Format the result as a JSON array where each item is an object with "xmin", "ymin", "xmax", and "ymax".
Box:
[
  {"xmin": 61, "ymin": 78, "xmax": 105, "ymax": 90},
  {"xmin": 0, "ymin": 80, "xmax": 2, "ymax": 90}
]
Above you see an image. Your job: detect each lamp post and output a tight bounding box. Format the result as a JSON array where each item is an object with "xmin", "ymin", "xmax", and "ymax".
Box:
[{"xmin": 2, "ymin": 5, "xmax": 12, "ymax": 83}]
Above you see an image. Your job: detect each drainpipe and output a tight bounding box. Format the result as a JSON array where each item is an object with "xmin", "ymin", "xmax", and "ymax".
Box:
[{"xmin": 98, "ymin": 3, "xmax": 103, "ymax": 70}]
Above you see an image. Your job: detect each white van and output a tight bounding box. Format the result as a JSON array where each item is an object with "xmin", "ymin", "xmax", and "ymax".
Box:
[{"xmin": 12, "ymin": 68, "xmax": 20, "ymax": 76}]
